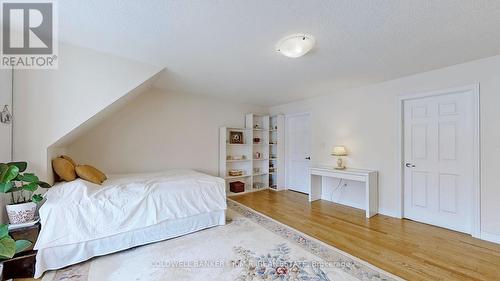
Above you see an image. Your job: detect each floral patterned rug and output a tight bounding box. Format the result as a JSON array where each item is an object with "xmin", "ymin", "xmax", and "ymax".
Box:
[{"xmin": 42, "ymin": 200, "xmax": 402, "ymax": 281}]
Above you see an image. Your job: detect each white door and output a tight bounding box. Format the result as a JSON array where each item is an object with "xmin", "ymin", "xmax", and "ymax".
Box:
[
  {"xmin": 403, "ymin": 91, "xmax": 474, "ymax": 233},
  {"xmin": 286, "ymin": 113, "xmax": 311, "ymax": 194}
]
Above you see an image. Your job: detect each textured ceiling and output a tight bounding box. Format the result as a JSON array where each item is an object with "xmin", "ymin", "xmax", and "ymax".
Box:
[{"xmin": 59, "ymin": 0, "xmax": 500, "ymax": 106}]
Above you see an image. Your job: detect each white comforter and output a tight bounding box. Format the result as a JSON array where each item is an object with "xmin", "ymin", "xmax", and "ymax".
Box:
[{"xmin": 34, "ymin": 169, "xmax": 227, "ymax": 250}]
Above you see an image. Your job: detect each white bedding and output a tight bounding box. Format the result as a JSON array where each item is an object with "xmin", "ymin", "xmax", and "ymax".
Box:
[{"xmin": 34, "ymin": 169, "xmax": 227, "ymax": 277}]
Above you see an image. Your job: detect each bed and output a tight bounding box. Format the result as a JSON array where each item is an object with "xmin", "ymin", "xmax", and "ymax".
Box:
[{"xmin": 33, "ymin": 169, "xmax": 227, "ymax": 278}]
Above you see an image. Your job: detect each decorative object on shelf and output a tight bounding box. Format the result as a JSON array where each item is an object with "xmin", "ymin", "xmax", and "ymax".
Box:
[
  {"xmin": 254, "ymin": 152, "xmax": 261, "ymax": 159},
  {"xmin": 0, "ymin": 162, "xmax": 51, "ymax": 224},
  {"xmin": 228, "ymin": 169, "xmax": 244, "ymax": 177},
  {"xmin": 332, "ymin": 146, "xmax": 348, "ymax": 170},
  {"xmin": 269, "ymin": 167, "xmax": 276, "ymax": 173},
  {"xmin": 253, "ymin": 182, "xmax": 263, "ymax": 189},
  {"xmin": 1, "ymin": 105, "xmax": 13, "ymax": 124},
  {"xmin": 229, "ymin": 131, "xmax": 244, "ymax": 144},
  {"xmin": 253, "ymin": 137, "xmax": 260, "ymax": 144},
  {"xmin": 229, "ymin": 181, "xmax": 245, "ymax": 193},
  {"xmin": 253, "ymin": 124, "xmax": 260, "ymax": 129},
  {"xmin": 227, "ymin": 155, "xmax": 247, "ymax": 161},
  {"xmin": 253, "ymin": 168, "xmax": 260, "ymax": 174}
]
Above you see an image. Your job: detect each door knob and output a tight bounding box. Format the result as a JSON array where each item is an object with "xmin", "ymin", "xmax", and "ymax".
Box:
[
  {"xmin": 405, "ymin": 163, "xmax": 415, "ymax": 168},
  {"xmin": 305, "ymin": 157, "xmax": 311, "ymax": 160}
]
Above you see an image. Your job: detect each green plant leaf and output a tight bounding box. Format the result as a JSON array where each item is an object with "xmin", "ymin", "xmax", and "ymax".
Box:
[
  {"xmin": 14, "ymin": 240, "xmax": 32, "ymax": 254},
  {"xmin": 0, "ymin": 182, "xmax": 14, "ymax": 193},
  {"xmin": 19, "ymin": 173, "xmax": 39, "ymax": 183},
  {"xmin": 0, "ymin": 165, "xmax": 19, "ymax": 184},
  {"xmin": 0, "ymin": 224, "xmax": 8, "ymax": 239},
  {"xmin": 8, "ymin": 162, "xmax": 27, "ymax": 173},
  {"xmin": 0, "ymin": 236, "xmax": 16, "ymax": 259},
  {"xmin": 32, "ymin": 194, "xmax": 43, "ymax": 203},
  {"xmin": 22, "ymin": 182, "xmax": 39, "ymax": 192},
  {"xmin": 37, "ymin": 181, "xmax": 51, "ymax": 189},
  {"xmin": 0, "ymin": 163, "xmax": 7, "ymax": 174}
]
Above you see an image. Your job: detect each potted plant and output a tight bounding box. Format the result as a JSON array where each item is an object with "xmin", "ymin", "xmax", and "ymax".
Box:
[{"xmin": 0, "ymin": 162, "xmax": 51, "ymax": 225}]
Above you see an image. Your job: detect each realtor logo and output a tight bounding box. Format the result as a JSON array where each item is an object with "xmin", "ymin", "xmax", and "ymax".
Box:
[{"xmin": 1, "ymin": 1, "xmax": 58, "ymax": 69}]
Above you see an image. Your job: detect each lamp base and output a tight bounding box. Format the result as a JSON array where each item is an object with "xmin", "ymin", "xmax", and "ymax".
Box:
[{"xmin": 335, "ymin": 157, "xmax": 346, "ymax": 170}]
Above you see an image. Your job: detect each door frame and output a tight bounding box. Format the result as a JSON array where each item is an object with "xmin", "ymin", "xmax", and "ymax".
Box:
[
  {"xmin": 285, "ymin": 112, "xmax": 312, "ymax": 192},
  {"xmin": 396, "ymin": 84, "xmax": 480, "ymax": 238}
]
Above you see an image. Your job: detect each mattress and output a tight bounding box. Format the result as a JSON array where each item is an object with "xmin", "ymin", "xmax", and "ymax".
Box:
[
  {"xmin": 34, "ymin": 169, "xmax": 227, "ymax": 277},
  {"xmin": 37, "ymin": 210, "xmax": 225, "ymax": 279}
]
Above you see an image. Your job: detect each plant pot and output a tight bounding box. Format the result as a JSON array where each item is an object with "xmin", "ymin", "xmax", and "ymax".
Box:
[{"xmin": 6, "ymin": 202, "xmax": 36, "ymax": 224}]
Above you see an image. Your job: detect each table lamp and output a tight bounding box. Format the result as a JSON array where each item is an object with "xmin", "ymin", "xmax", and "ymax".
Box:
[{"xmin": 332, "ymin": 146, "xmax": 347, "ymax": 170}]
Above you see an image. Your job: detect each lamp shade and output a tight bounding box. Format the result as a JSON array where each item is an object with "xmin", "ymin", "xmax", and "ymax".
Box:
[{"xmin": 332, "ymin": 146, "xmax": 347, "ymax": 156}]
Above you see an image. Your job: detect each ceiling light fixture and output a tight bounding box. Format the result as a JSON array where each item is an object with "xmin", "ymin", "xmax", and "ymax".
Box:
[{"xmin": 276, "ymin": 34, "xmax": 315, "ymax": 58}]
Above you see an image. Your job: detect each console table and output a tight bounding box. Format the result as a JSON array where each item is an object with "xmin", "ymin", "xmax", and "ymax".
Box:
[{"xmin": 309, "ymin": 167, "xmax": 378, "ymax": 218}]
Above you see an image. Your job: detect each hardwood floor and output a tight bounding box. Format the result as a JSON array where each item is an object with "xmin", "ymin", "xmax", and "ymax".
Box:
[{"xmin": 231, "ymin": 190, "xmax": 500, "ymax": 281}]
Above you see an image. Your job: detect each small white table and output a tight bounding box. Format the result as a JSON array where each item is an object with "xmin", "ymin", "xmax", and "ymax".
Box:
[{"xmin": 309, "ymin": 167, "xmax": 379, "ymax": 218}]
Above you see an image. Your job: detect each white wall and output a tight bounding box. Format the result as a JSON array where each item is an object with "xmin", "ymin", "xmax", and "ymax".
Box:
[
  {"xmin": 12, "ymin": 43, "xmax": 162, "ymax": 181},
  {"xmin": 270, "ymin": 54, "xmax": 500, "ymax": 242},
  {"xmin": 0, "ymin": 69, "xmax": 12, "ymax": 163},
  {"xmin": 66, "ymin": 89, "xmax": 267, "ymax": 176},
  {"xmin": 0, "ymin": 69, "xmax": 12, "ymax": 223}
]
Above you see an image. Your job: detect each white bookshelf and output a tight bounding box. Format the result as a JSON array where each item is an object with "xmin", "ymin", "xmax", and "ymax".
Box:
[
  {"xmin": 245, "ymin": 113, "xmax": 270, "ymax": 193},
  {"xmin": 268, "ymin": 115, "xmax": 285, "ymax": 190},
  {"xmin": 219, "ymin": 127, "xmax": 253, "ymax": 196},
  {"xmin": 219, "ymin": 114, "xmax": 285, "ymax": 196}
]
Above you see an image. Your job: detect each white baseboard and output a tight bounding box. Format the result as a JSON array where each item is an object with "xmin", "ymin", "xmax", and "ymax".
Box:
[
  {"xmin": 375, "ymin": 211, "xmax": 500, "ymax": 245},
  {"xmin": 377, "ymin": 208, "xmax": 400, "ymax": 218},
  {"xmin": 480, "ymin": 231, "xmax": 500, "ymax": 244}
]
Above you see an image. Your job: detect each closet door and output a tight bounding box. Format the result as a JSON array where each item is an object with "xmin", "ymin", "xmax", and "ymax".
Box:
[
  {"xmin": 403, "ymin": 91, "xmax": 474, "ymax": 233},
  {"xmin": 286, "ymin": 113, "xmax": 311, "ymax": 194}
]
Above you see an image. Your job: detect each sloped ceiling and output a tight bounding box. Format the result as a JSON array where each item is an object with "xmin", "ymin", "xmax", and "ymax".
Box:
[{"xmin": 59, "ymin": 0, "xmax": 500, "ymax": 106}]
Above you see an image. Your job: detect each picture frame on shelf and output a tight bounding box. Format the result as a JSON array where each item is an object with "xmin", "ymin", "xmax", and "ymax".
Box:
[{"xmin": 229, "ymin": 131, "xmax": 244, "ymax": 144}]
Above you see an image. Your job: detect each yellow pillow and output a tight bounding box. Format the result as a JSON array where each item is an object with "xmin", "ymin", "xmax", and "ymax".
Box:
[
  {"xmin": 75, "ymin": 165, "xmax": 107, "ymax": 185},
  {"xmin": 61, "ymin": 155, "xmax": 77, "ymax": 167},
  {"xmin": 52, "ymin": 158, "xmax": 77, "ymax": 182}
]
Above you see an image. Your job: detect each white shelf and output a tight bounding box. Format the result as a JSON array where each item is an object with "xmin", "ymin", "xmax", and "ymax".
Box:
[
  {"xmin": 224, "ymin": 174, "xmax": 251, "ymax": 180},
  {"xmin": 226, "ymin": 159, "xmax": 250, "ymax": 163},
  {"xmin": 220, "ymin": 114, "xmax": 285, "ymax": 196},
  {"xmin": 226, "ymin": 127, "xmax": 250, "ymax": 131}
]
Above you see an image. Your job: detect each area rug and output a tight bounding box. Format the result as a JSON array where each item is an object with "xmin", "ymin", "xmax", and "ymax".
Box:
[{"xmin": 42, "ymin": 200, "xmax": 402, "ymax": 281}]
